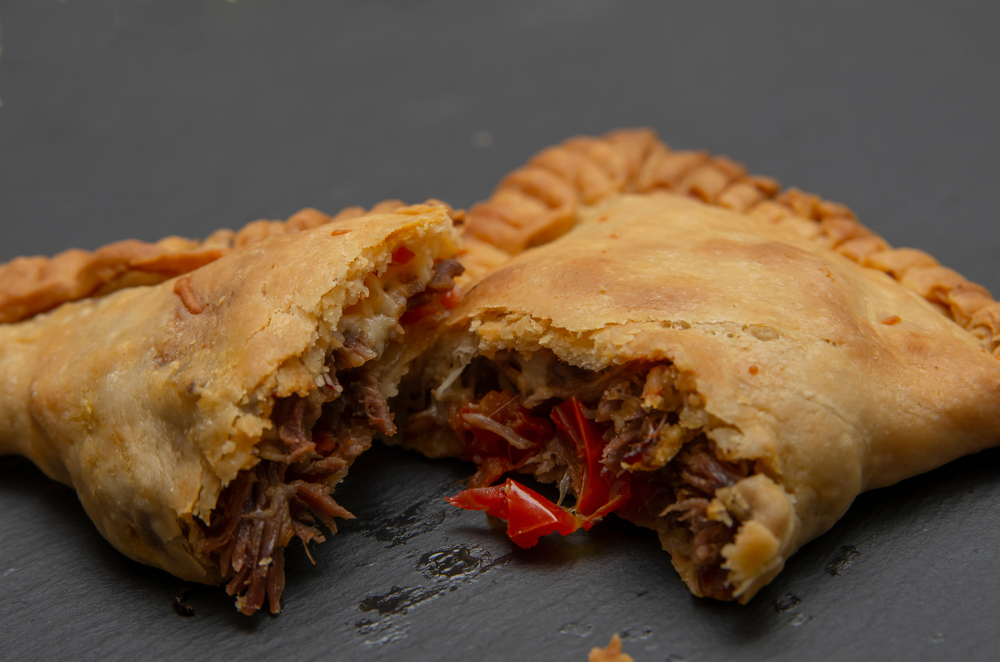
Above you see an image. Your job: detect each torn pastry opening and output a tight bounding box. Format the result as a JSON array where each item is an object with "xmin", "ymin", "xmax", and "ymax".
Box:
[
  {"xmin": 399, "ymin": 348, "xmax": 777, "ymax": 602},
  {"xmin": 191, "ymin": 244, "xmax": 464, "ymax": 615}
]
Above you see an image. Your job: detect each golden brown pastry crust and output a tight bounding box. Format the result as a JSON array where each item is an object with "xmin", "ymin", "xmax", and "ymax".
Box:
[
  {"xmin": 0, "ymin": 205, "xmax": 460, "ymax": 584},
  {"xmin": 0, "ymin": 200, "xmax": 465, "ymax": 325},
  {"xmin": 422, "ymin": 191, "xmax": 1000, "ymax": 601},
  {"xmin": 462, "ymin": 129, "xmax": 1000, "ymax": 356}
]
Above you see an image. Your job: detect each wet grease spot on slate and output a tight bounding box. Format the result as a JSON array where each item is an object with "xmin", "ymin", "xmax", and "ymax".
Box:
[
  {"xmin": 620, "ymin": 626, "xmax": 653, "ymax": 640},
  {"xmin": 789, "ymin": 613, "xmax": 812, "ymax": 627},
  {"xmin": 417, "ymin": 545, "xmax": 486, "ymax": 581},
  {"xmin": 355, "ymin": 617, "xmax": 410, "ymax": 646},
  {"xmin": 359, "ymin": 585, "xmax": 441, "ymax": 617},
  {"xmin": 558, "ymin": 623, "xmax": 594, "ymax": 637},
  {"xmin": 773, "ymin": 592, "xmax": 812, "ymax": 626},
  {"xmin": 355, "ymin": 545, "xmax": 508, "ymax": 645},
  {"xmin": 347, "ymin": 499, "xmax": 446, "ymax": 548},
  {"xmin": 825, "ymin": 545, "xmax": 860, "ymax": 576},
  {"xmin": 773, "ymin": 593, "xmax": 801, "ymax": 613}
]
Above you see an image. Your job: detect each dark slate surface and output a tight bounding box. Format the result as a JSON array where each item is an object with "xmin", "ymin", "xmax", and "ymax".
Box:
[{"xmin": 1, "ymin": 2, "xmax": 998, "ymax": 660}]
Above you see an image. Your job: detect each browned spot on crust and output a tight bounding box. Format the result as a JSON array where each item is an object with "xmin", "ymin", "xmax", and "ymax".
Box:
[
  {"xmin": 881, "ymin": 315, "xmax": 902, "ymax": 325},
  {"xmin": 173, "ymin": 276, "xmax": 203, "ymax": 315},
  {"xmin": 330, "ymin": 229, "xmax": 352, "ymax": 237},
  {"xmin": 748, "ymin": 365, "xmax": 759, "ymax": 375},
  {"xmin": 696, "ymin": 238, "xmax": 814, "ymax": 269}
]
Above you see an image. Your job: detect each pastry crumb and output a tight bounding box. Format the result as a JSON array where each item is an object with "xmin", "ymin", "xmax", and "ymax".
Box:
[
  {"xmin": 588, "ymin": 634, "xmax": 633, "ymax": 662},
  {"xmin": 173, "ymin": 587, "xmax": 195, "ymax": 617}
]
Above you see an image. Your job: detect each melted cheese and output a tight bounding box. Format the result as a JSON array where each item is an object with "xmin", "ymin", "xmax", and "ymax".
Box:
[
  {"xmin": 501, "ymin": 350, "xmax": 558, "ymax": 405},
  {"xmin": 337, "ymin": 246, "xmax": 436, "ymax": 358}
]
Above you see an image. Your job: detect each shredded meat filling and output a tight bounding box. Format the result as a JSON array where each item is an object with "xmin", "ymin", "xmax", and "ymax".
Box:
[
  {"xmin": 407, "ymin": 259, "xmax": 464, "ymax": 309},
  {"xmin": 337, "ymin": 335, "xmax": 378, "ymax": 369},
  {"xmin": 430, "ymin": 355, "xmax": 760, "ymax": 601},
  {"xmin": 199, "ymin": 254, "xmax": 463, "ymax": 615},
  {"xmin": 426, "ymin": 259, "xmax": 465, "ymax": 293},
  {"xmin": 663, "ymin": 439, "xmax": 752, "ymax": 599},
  {"xmin": 200, "ymin": 382, "xmax": 372, "ymax": 615},
  {"xmin": 273, "ymin": 396, "xmax": 313, "ymax": 461},
  {"xmin": 345, "ymin": 362, "xmax": 396, "ymax": 436}
]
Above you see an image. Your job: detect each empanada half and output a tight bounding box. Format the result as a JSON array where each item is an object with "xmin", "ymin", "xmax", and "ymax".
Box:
[
  {"xmin": 0, "ymin": 204, "xmax": 462, "ymax": 613},
  {"xmin": 394, "ymin": 132, "xmax": 1000, "ymax": 602}
]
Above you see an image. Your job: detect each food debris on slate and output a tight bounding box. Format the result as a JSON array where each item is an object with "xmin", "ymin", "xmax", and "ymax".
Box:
[
  {"xmin": 824, "ymin": 546, "xmax": 861, "ymax": 576},
  {"xmin": 173, "ymin": 587, "xmax": 195, "ymax": 617}
]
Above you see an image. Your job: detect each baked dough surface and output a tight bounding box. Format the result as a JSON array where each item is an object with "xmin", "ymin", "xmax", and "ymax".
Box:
[{"xmin": 430, "ymin": 191, "xmax": 1000, "ymax": 599}]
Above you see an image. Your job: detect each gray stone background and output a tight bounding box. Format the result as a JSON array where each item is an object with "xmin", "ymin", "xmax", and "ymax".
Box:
[{"xmin": 1, "ymin": 2, "xmax": 998, "ymax": 660}]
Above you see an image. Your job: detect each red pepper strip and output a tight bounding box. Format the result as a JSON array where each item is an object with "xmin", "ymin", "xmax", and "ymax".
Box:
[
  {"xmin": 551, "ymin": 398, "xmax": 612, "ymax": 516},
  {"xmin": 448, "ymin": 479, "xmax": 586, "ymax": 548},
  {"xmin": 451, "ymin": 390, "xmax": 552, "ymax": 487},
  {"xmin": 580, "ymin": 482, "xmax": 630, "ymax": 531},
  {"xmin": 391, "ymin": 246, "xmax": 415, "ymax": 265},
  {"xmin": 447, "ymin": 483, "xmax": 509, "ymax": 519},
  {"xmin": 505, "ymin": 481, "xmax": 584, "ymax": 547}
]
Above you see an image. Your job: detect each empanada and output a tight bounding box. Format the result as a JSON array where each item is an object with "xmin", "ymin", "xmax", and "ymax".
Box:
[
  {"xmin": 394, "ymin": 130, "xmax": 1000, "ymax": 602},
  {"xmin": 5, "ymin": 128, "xmax": 999, "ymax": 609},
  {"xmin": 0, "ymin": 204, "xmax": 462, "ymax": 614}
]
